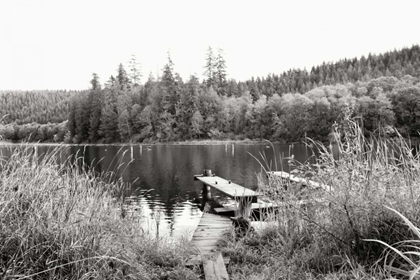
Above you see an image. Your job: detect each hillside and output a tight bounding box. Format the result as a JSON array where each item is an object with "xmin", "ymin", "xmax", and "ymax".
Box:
[
  {"xmin": 0, "ymin": 90, "xmax": 79, "ymax": 124},
  {"xmin": 0, "ymin": 90, "xmax": 79, "ymax": 142}
]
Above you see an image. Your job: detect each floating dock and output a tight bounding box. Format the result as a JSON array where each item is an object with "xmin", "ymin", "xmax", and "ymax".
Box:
[{"xmin": 268, "ymin": 171, "xmax": 333, "ymax": 191}]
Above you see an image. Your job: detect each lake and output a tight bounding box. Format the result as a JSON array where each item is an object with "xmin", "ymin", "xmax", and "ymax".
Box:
[{"xmin": 0, "ymin": 143, "xmax": 318, "ymax": 239}]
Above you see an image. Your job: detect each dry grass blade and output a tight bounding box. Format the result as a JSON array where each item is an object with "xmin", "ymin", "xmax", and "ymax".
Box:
[
  {"xmin": 364, "ymin": 239, "xmax": 416, "ymax": 267},
  {"xmin": 384, "ymin": 206, "xmax": 420, "ymax": 239}
]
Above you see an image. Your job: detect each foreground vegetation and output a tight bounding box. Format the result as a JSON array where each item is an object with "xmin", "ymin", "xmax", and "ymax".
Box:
[
  {"xmin": 219, "ymin": 119, "xmax": 420, "ymax": 279},
  {"xmin": 2, "ymin": 118, "xmax": 420, "ymax": 279},
  {"xmin": 0, "ymin": 145, "xmax": 200, "ymax": 279}
]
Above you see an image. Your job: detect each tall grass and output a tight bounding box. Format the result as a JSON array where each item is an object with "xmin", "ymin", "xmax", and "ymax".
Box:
[
  {"xmin": 304, "ymin": 119, "xmax": 420, "ymax": 270},
  {"xmin": 365, "ymin": 206, "xmax": 420, "ymax": 279},
  {"xmin": 220, "ymin": 118, "xmax": 420, "ymax": 279},
  {"xmin": 0, "ymin": 145, "xmax": 199, "ymax": 279}
]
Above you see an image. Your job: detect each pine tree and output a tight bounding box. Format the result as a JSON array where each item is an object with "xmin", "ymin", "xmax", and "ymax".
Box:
[
  {"xmin": 74, "ymin": 95, "xmax": 91, "ymax": 143},
  {"xmin": 88, "ymin": 74, "xmax": 103, "ymax": 142},
  {"xmin": 128, "ymin": 54, "xmax": 142, "ymax": 86},
  {"xmin": 99, "ymin": 77, "xmax": 120, "ymax": 143},
  {"xmin": 116, "ymin": 64, "xmax": 130, "ymax": 91},
  {"xmin": 204, "ymin": 46, "xmax": 215, "ymax": 88},
  {"xmin": 68, "ymin": 99, "xmax": 77, "ymax": 140},
  {"xmin": 214, "ymin": 48, "xmax": 228, "ymax": 95},
  {"xmin": 90, "ymin": 73, "xmax": 101, "ymax": 90},
  {"xmin": 161, "ymin": 51, "xmax": 179, "ymax": 115}
]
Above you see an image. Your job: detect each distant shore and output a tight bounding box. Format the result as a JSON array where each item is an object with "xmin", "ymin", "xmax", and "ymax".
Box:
[{"xmin": 0, "ymin": 139, "xmax": 279, "ymax": 146}]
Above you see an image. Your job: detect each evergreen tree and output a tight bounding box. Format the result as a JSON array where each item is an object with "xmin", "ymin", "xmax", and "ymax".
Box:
[
  {"xmin": 68, "ymin": 99, "xmax": 77, "ymax": 140},
  {"xmin": 88, "ymin": 73, "xmax": 102, "ymax": 142},
  {"xmin": 128, "ymin": 54, "xmax": 142, "ymax": 86},
  {"xmin": 204, "ymin": 46, "xmax": 215, "ymax": 88},
  {"xmin": 161, "ymin": 51, "xmax": 179, "ymax": 115},
  {"xmin": 99, "ymin": 77, "xmax": 120, "ymax": 143},
  {"xmin": 214, "ymin": 48, "xmax": 228, "ymax": 95},
  {"xmin": 90, "ymin": 73, "xmax": 101, "ymax": 90},
  {"xmin": 116, "ymin": 64, "xmax": 130, "ymax": 91},
  {"xmin": 74, "ymin": 94, "xmax": 91, "ymax": 143}
]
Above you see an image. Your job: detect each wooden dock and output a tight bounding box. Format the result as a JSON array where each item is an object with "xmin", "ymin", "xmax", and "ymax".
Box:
[
  {"xmin": 194, "ymin": 175, "xmax": 258, "ymax": 202},
  {"xmin": 190, "ymin": 169, "xmax": 328, "ymax": 279}
]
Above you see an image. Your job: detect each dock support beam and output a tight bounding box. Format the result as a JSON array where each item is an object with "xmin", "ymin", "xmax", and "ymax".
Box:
[{"xmin": 202, "ymin": 169, "xmax": 213, "ymax": 209}]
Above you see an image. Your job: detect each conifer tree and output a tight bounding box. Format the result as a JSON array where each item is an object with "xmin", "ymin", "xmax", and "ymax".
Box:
[
  {"xmin": 204, "ymin": 46, "xmax": 215, "ymax": 88},
  {"xmin": 128, "ymin": 54, "xmax": 142, "ymax": 86},
  {"xmin": 214, "ymin": 48, "xmax": 228, "ymax": 95},
  {"xmin": 89, "ymin": 73, "xmax": 103, "ymax": 142},
  {"xmin": 90, "ymin": 73, "xmax": 101, "ymax": 90},
  {"xmin": 116, "ymin": 64, "xmax": 130, "ymax": 91},
  {"xmin": 98, "ymin": 77, "xmax": 120, "ymax": 143}
]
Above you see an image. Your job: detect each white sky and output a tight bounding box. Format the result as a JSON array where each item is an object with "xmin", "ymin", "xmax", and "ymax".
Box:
[{"xmin": 0, "ymin": 0, "xmax": 419, "ymax": 90}]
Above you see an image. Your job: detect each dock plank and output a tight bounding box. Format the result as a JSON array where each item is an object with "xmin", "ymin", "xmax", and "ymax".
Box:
[
  {"xmin": 186, "ymin": 255, "xmax": 230, "ymax": 266},
  {"xmin": 195, "ymin": 175, "xmax": 258, "ymax": 199},
  {"xmin": 214, "ymin": 202, "xmax": 277, "ymax": 214},
  {"xmin": 269, "ymin": 171, "xmax": 333, "ymax": 191},
  {"xmin": 191, "ymin": 212, "xmax": 231, "ymax": 255},
  {"xmin": 203, "ymin": 253, "xmax": 229, "ymax": 280}
]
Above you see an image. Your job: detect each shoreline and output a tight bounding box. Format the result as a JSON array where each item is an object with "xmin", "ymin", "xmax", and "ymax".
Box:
[{"xmin": 0, "ymin": 139, "xmax": 285, "ymax": 146}]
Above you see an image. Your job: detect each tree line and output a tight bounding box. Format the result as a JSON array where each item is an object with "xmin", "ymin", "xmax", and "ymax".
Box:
[
  {"xmin": 1, "ymin": 45, "xmax": 420, "ymax": 143},
  {"xmin": 0, "ymin": 90, "xmax": 77, "ymax": 142},
  {"xmin": 0, "ymin": 90, "xmax": 76, "ymax": 124}
]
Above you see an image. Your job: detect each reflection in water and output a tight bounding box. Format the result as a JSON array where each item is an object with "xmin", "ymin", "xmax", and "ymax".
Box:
[{"xmin": 0, "ymin": 143, "xmax": 316, "ymax": 239}]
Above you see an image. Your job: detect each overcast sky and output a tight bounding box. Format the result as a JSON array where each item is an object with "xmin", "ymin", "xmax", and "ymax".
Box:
[{"xmin": 0, "ymin": 0, "xmax": 419, "ymax": 90}]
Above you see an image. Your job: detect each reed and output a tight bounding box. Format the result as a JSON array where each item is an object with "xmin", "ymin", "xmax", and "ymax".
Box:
[
  {"xmin": 0, "ymin": 145, "xmax": 199, "ymax": 280},
  {"xmin": 220, "ymin": 118, "xmax": 420, "ymax": 279},
  {"xmin": 365, "ymin": 206, "xmax": 420, "ymax": 279}
]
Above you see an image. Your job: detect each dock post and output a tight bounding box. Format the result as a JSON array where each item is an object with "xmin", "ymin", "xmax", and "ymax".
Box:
[{"xmin": 202, "ymin": 169, "xmax": 212, "ymax": 201}]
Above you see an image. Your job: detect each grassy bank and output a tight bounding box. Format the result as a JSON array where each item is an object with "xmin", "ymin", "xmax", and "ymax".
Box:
[
  {"xmin": 4, "ymin": 118, "xmax": 420, "ymax": 279},
  {"xmin": 218, "ymin": 119, "xmax": 420, "ymax": 279},
  {"xmin": 0, "ymin": 146, "xmax": 200, "ymax": 279}
]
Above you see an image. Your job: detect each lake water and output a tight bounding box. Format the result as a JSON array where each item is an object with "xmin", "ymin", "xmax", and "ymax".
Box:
[{"xmin": 0, "ymin": 143, "xmax": 318, "ymax": 239}]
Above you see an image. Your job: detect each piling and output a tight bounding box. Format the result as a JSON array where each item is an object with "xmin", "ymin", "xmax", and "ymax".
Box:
[{"xmin": 202, "ymin": 169, "xmax": 212, "ymax": 201}]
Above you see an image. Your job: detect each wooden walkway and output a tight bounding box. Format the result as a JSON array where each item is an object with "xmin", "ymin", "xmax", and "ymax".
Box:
[
  {"xmin": 190, "ymin": 212, "xmax": 231, "ymax": 279},
  {"xmin": 191, "ymin": 212, "xmax": 232, "ymax": 255},
  {"xmin": 195, "ymin": 175, "xmax": 258, "ymax": 201}
]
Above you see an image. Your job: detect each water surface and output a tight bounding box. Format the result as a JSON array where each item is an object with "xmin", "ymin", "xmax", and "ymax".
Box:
[{"xmin": 1, "ymin": 143, "xmax": 316, "ymax": 239}]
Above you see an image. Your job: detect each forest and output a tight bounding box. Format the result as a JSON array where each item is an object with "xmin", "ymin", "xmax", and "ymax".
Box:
[{"xmin": 1, "ymin": 45, "xmax": 420, "ymax": 143}]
